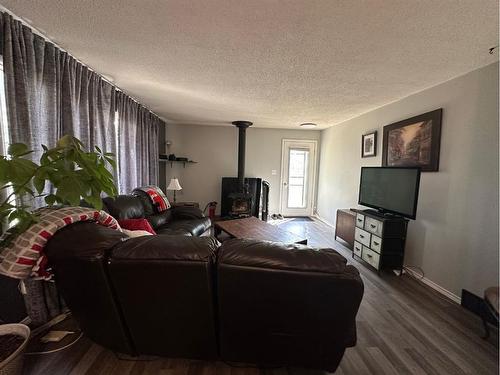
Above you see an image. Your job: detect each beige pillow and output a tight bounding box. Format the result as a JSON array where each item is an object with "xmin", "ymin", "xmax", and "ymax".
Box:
[{"xmin": 121, "ymin": 229, "xmax": 154, "ymax": 238}]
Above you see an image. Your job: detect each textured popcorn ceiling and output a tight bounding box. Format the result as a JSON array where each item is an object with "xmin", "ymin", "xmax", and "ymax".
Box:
[{"xmin": 1, "ymin": 1, "xmax": 498, "ymax": 129}]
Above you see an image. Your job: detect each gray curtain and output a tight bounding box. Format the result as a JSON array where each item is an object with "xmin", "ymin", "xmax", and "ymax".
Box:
[
  {"xmin": 0, "ymin": 13, "xmax": 119, "ymax": 325},
  {"xmin": 0, "ymin": 12, "xmax": 119, "ymax": 198},
  {"xmin": 137, "ymin": 106, "xmax": 160, "ymax": 188},
  {"xmin": 1, "ymin": 12, "xmax": 161, "ymax": 197},
  {"xmin": 116, "ymin": 91, "xmax": 139, "ymax": 193},
  {"xmin": 61, "ymin": 57, "xmax": 117, "ymax": 152},
  {"xmin": 1, "ymin": 12, "xmax": 117, "ymax": 160},
  {"xmin": 0, "ymin": 13, "xmax": 62, "ymax": 160},
  {"xmin": 117, "ymin": 92, "xmax": 160, "ymax": 193}
]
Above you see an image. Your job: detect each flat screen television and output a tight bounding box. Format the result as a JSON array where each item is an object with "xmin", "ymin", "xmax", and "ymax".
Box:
[{"xmin": 358, "ymin": 167, "xmax": 421, "ymax": 219}]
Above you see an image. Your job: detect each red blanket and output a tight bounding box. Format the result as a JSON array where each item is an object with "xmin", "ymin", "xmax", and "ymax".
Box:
[{"xmin": 0, "ymin": 206, "xmax": 120, "ymax": 280}]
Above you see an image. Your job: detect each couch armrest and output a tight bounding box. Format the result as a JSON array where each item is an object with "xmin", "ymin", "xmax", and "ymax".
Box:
[{"xmin": 171, "ymin": 205, "xmax": 205, "ymax": 220}]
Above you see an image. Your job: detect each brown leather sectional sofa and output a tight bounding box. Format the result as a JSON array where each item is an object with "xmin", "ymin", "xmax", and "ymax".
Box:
[
  {"xmin": 45, "ymin": 193, "xmax": 364, "ymax": 371},
  {"xmin": 102, "ymin": 190, "xmax": 212, "ymax": 237}
]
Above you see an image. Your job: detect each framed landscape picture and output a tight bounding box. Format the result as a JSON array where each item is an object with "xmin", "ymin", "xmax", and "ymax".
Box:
[
  {"xmin": 382, "ymin": 109, "xmax": 442, "ymax": 171},
  {"xmin": 361, "ymin": 131, "xmax": 377, "ymax": 157}
]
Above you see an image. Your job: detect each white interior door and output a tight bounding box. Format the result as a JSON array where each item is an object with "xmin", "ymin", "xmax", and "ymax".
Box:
[{"xmin": 280, "ymin": 139, "xmax": 317, "ymax": 217}]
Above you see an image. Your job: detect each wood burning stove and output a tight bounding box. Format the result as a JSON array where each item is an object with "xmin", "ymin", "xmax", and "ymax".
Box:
[
  {"xmin": 221, "ymin": 177, "xmax": 262, "ymax": 218},
  {"xmin": 229, "ymin": 192, "xmax": 253, "ymax": 217},
  {"xmin": 220, "ymin": 121, "xmax": 263, "ymax": 219}
]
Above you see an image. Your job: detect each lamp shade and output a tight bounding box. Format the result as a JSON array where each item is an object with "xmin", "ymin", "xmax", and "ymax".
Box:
[{"xmin": 167, "ymin": 178, "xmax": 182, "ymax": 191}]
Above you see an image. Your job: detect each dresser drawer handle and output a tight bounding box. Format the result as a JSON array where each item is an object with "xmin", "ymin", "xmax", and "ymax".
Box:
[
  {"xmin": 370, "ymin": 224, "xmax": 376, "ymax": 228},
  {"xmin": 359, "ymin": 234, "xmax": 365, "ymax": 239},
  {"xmin": 357, "ymin": 218, "xmax": 363, "ymax": 222},
  {"xmin": 373, "ymin": 241, "xmax": 379, "ymax": 246},
  {"xmin": 366, "ymin": 254, "xmax": 372, "ymax": 258}
]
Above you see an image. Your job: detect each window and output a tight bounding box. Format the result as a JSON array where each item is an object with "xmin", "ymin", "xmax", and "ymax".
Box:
[
  {"xmin": 0, "ymin": 58, "xmax": 15, "ymax": 229},
  {"xmin": 0, "ymin": 59, "xmax": 10, "ymax": 159},
  {"xmin": 287, "ymin": 148, "xmax": 309, "ymax": 208},
  {"xmin": 113, "ymin": 109, "xmax": 121, "ymax": 192}
]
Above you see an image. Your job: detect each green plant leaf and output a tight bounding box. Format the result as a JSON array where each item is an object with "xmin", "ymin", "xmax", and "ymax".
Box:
[
  {"xmin": 33, "ymin": 172, "xmax": 46, "ymax": 194},
  {"xmin": 7, "ymin": 159, "xmax": 38, "ymax": 189},
  {"xmin": 0, "ymin": 158, "xmax": 8, "ymax": 183},
  {"xmin": 8, "ymin": 143, "xmax": 29, "ymax": 157},
  {"xmin": 56, "ymin": 135, "xmax": 74, "ymax": 148},
  {"xmin": 2, "ymin": 136, "xmax": 118, "ymax": 231},
  {"xmin": 44, "ymin": 194, "xmax": 58, "ymax": 206}
]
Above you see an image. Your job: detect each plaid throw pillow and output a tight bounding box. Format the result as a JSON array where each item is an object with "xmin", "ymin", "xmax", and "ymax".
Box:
[{"xmin": 135, "ymin": 186, "xmax": 171, "ymax": 212}]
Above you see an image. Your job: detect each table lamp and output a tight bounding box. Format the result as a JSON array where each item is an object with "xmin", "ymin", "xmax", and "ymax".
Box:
[{"xmin": 167, "ymin": 178, "xmax": 182, "ymax": 203}]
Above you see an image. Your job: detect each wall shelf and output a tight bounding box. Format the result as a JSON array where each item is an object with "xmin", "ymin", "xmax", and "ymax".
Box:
[{"xmin": 159, "ymin": 154, "xmax": 197, "ymax": 168}]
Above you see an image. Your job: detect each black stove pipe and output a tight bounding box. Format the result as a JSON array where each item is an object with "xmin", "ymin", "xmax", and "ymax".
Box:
[{"xmin": 232, "ymin": 121, "xmax": 253, "ymax": 192}]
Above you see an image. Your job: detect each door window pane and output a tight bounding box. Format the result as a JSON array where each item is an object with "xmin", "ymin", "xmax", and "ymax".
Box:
[
  {"xmin": 288, "ymin": 186, "xmax": 304, "ymax": 208},
  {"xmin": 289, "ymin": 177, "xmax": 304, "ymax": 186},
  {"xmin": 287, "ymin": 149, "xmax": 309, "ymax": 208}
]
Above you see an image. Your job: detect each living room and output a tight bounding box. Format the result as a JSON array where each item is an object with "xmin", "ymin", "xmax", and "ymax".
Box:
[{"xmin": 0, "ymin": 1, "xmax": 498, "ymax": 375}]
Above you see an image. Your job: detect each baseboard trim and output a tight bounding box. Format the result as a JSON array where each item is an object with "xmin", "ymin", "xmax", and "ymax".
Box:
[
  {"xmin": 314, "ymin": 213, "xmax": 461, "ymax": 305},
  {"xmin": 313, "ymin": 214, "xmax": 335, "ymax": 229},
  {"xmin": 404, "ymin": 268, "xmax": 461, "ymax": 304}
]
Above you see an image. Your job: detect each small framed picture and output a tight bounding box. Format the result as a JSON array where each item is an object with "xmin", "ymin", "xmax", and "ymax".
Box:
[{"xmin": 362, "ymin": 131, "xmax": 377, "ymax": 158}]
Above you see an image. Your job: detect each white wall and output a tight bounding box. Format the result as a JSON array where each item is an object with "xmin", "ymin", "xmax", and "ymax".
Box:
[
  {"xmin": 317, "ymin": 62, "xmax": 499, "ymax": 298},
  {"xmin": 162, "ymin": 125, "xmax": 320, "ymax": 215}
]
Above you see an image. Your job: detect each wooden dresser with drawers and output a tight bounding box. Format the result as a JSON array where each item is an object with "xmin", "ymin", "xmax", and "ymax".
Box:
[{"xmin": 351, "ymin": 209, "xmax": 409, "ymax": 273}]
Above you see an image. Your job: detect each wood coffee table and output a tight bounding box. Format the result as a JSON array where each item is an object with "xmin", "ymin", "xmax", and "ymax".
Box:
[{"xmin": 214, "ymin": 216, "xmax": 307, "ymax": 245}]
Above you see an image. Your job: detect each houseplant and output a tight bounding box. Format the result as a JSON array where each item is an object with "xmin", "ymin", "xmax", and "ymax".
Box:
[
  {"xmin": 0, "ymin": 136, "xmax": 117, "ymax": 367},
  {"xmin": 0, "ymin": 135, "xmax": 118, "ymax": 243}
]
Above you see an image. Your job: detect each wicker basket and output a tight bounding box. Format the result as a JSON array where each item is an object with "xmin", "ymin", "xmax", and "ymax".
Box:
[{"xmin": 0, "ymin": 324, "xmax": 30, "ymax": 375}]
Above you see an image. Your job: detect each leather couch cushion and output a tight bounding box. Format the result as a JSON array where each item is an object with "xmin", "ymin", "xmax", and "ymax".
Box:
[
  {"xmin": 158, "ymin": 218, "xmax": 211, "ymax": 237},
  {"xmin": 45, "ymin": 222, "xmax": 127, "ymax": 260},
  {"xmin": 132, "ymin": 189, "xmax": 156, "ymax": 216},
  {"xmin": 108, "ymin": 235, "xmax": 221, "ymax": 359},
  {"xmin": 217, "ymin": 238, "xmax": 364, "ymax": 370},
  {"xmin": 44, "ymin": 222, "xmax": 134, "ymax": 355},
  {"xmin": 103, "ymin": 195, "xmax": 145, "ymax": 220},
  {"xmin": 155, "ymin": 227, "xmax": 192, "ymax": 236},
  {"xmin": 110, "ymin": 235, "xmax": 219, "ymax": 261},
  {"xmin": 171, "ymin": 206, "xmax": 206, "ymax": 220},
  {"xmin": 219, "ymin": 238, "xmax": 351, "ymax": 274},
  {"xmin": 147, "ymin": 210, "xmax": 173, "ymax": 229}
]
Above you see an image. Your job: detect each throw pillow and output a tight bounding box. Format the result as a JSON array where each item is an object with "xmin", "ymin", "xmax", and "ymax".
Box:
[
  {"xmin": 118, "ymin": 218, "xmax": 156, "ymax": 235},
  {"xmin": 121, "ymin": 229, "xmax": 154, "ymax": 238}
]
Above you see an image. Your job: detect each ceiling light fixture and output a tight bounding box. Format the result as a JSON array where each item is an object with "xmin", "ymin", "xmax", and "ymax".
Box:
[{"xmin": 300, "ymin": 122, "xmax": 317, "ymax": 129}]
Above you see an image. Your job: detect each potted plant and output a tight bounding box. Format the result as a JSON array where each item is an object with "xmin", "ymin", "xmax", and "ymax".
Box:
[
  {"xmin": 0, "ymin": 135, "xmax": 118, "ymax": 365},
  {"xmin": 0, "ymin": 323, "xmax": 30, "ymax": 375},
  {"xmin": 0, "ymin": 135, "xmax": 118, "ymax": 243}
]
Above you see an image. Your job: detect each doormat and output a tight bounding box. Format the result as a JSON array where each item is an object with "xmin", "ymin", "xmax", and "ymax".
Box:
[{"xmin": 285, "ymin": 217, "xmax": 314, "ymax": 222}]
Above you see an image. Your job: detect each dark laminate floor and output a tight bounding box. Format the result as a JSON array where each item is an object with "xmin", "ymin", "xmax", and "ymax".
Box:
[{"xmin": 23, "ymin": 218, "xmax": 499, "ymax": 374}]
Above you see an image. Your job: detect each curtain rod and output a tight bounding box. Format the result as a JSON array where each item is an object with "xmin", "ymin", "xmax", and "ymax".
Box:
[{"xmin": 0, "ymin": 6, "xmax": 166, "ymax": 122}]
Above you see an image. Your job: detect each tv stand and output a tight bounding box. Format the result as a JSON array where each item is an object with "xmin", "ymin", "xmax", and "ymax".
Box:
[{"xmin": 350, "ymin": 209, "xmax": 409, "ymax": 274}]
